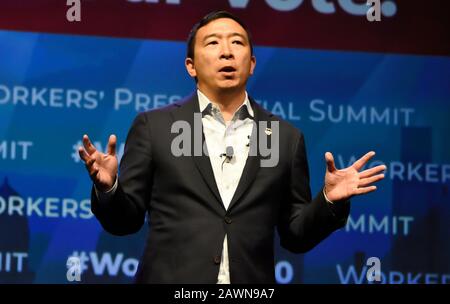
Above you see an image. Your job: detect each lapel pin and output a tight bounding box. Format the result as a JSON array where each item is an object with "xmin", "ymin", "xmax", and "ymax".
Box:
[{"xmin": 265, "ymin": 128, "xmax": 272, "ymax": 136}]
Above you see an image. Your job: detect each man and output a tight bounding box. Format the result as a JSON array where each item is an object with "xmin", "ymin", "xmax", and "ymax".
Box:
[{"xmin": 78, "ymin": 11, "xmax": 386, "ymax": 284}]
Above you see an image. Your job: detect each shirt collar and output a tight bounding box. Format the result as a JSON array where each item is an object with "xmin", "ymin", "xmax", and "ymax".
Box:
[{"xmin": 197, "ymin": 89, "xmax": 254, "ymax": 119}]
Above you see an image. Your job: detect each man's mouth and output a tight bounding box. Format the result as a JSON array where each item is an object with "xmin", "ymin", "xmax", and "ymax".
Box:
[{"xmin": 219, "ymin": 66, "xmax": 237, "ymax": 73}]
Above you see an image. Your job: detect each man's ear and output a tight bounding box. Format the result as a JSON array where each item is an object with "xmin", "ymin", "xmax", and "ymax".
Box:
[
  {"xmin": 185, "ymin": 57, "xmax": 197, "ymax": 78},
  {"xmin": 249, "ymin": 55, "xmax": 256, "ymax": 76}
]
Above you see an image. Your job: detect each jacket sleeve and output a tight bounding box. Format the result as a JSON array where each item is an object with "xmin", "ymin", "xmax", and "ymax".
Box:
[
  {"xmin": 277, "ymin": 130, "xmax": 350, "ymax": 253},
  {"xmin": 90, "ymin": 112, "xmax": 154, "ymax": 236}
]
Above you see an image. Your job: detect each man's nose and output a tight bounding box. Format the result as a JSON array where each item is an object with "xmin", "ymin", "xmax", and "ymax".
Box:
[{"xmin": 220, "ymin": 42, "xmax": 234, "ymax": 59}]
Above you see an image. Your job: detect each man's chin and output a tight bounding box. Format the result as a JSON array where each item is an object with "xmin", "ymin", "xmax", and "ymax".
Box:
[{"xmin": 217, "ymin": 80, "xmax": 242, "ymax": 91}]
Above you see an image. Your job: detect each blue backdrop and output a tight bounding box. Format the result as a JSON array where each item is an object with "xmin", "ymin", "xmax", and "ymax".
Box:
[{"xmin": 0, "ymin": 29, "xmax": 449, "ymax": 283}]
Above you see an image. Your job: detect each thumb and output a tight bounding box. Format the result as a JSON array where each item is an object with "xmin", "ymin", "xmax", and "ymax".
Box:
[
  {"xmin": 325, "ymin": 152, "xmax": 337, "ymax": 173},
  {"xmin": 107, "ymin": 134, "xmax": 117, "ymax": 156}
]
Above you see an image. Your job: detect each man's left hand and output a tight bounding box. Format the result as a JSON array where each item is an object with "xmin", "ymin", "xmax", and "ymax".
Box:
[{"xmin": 324, "ymin": 151, "xmax": 386, "ymax": 203}]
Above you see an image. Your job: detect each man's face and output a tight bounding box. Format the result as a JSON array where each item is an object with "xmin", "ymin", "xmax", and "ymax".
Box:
[{"xmin": 185, "ymin": 18, "xmax": 256, "ymax": 94}]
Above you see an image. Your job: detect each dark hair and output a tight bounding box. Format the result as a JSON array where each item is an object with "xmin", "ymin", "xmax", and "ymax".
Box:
[{"xmin": 186, "ymin": 10, "xmax": 254, "ymax": 60}]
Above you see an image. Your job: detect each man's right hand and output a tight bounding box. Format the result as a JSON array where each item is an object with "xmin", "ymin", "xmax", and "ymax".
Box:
[{"xmin": 78, "ymin": 134, "xmax": 118, "ymax": 192}]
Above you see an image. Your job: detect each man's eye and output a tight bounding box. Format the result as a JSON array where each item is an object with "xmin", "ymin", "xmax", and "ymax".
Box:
[
  {"xmin": 207, "ymin": 41, "xmax": 218, "ymax": 45},
  {"xmin": 233, "ymin": 40, "xmax": 243, "ymax": 45}
]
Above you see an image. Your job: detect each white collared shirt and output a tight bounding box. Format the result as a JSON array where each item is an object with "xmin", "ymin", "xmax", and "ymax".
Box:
[{"xmin": 197, "ymin": 89, "xmax": 254, "ymax": 284}]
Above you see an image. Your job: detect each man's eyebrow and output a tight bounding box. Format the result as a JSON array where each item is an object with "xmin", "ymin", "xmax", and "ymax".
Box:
[
  {"xmin": 203, "ymin": 33, "xmax": 219, "ymax": 41},
  {"xmin": 203, "ymin": 32, "xmax": 247, "ymax": 42},
  {"xmin": 230, "ymin": 33, "xmax": 246, "ymax": 40}
]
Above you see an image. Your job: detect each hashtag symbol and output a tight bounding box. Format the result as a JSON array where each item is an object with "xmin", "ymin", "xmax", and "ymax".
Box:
[
  {"xmin": 71, "ymin": 251, "xmax": 89, "ymax": 273},
  {"xmin": 72, "ymin": 141, "xmax": 83, "ymax": 163},
  {"xmin": 73, "ymin": 140, "xmax": 123, "ymax": 163},
  {"xmin": 72, "ymin": 141, "xmax": 104, "ymax": 163}
]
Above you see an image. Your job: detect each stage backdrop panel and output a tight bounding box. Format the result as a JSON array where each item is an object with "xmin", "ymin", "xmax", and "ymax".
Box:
[{"xmin": 0, "ymin": 0, "xmax": 449, "ymax": 284}]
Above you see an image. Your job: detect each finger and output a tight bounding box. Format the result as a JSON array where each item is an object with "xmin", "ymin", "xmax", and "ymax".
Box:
[
  {"xmin": 359, "ymin": 164, "xmax": 387, "ymax": 179},
  {"xmin": 78, "ymin": 146, "xmax": 91, "ymax": 163},
  {"xmin": 325, "ymin": 152, "xmax": 337, "ymax": 173},
  {"xmin": 359, "ymin": 174, "xmax": 385, "ymax": 187},
  {"xmin": 352, "ymin": 151, "xmax": 376, "ymax": 171},
  {"xmin": 107, "ymin": 134, "xmax": 117, "ymax": 156},
  {"xmin": 82, "ymin": 134, "xmax": 97, "ymax": 155},
  {"xmin": 84, "ymin": 157, "xmax": 95, "ymax": 171},
  {"xmin": 85, "ymin": 159, "xmax": 98, "ymax": 176},
  {"xmin": 88, "ymin": 166, "xmax": 99, "ymax": 181},
  {"xmin": 354, "ymin": 185, "xmax": 377, "ymax": 195}
]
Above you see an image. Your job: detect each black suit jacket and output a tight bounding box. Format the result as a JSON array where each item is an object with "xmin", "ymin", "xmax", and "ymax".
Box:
[{"xmin": 90, "ymin": 93, "xmax": 350, "ymax": 283}]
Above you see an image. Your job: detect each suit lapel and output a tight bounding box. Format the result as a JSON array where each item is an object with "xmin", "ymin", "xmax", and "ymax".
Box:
[
  {"xmin": 171, "ymin": 94, "xmax": 225, "ymax": 210},
  {"xmin": 171, "ymin": 94, "xmax": 273, "ymax": 212},
  {"xmin": 227, "ymin": 98, "xmax": 273, "ymax": 212}
]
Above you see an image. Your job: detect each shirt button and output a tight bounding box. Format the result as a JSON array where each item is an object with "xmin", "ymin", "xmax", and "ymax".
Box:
[
  {"xmin": 213, "ymin": 255, "xmax": 221, "ymax": 265},
  {"xmin": 224, "ymin": 216, "xmax": 232, "ymax": 224}
]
